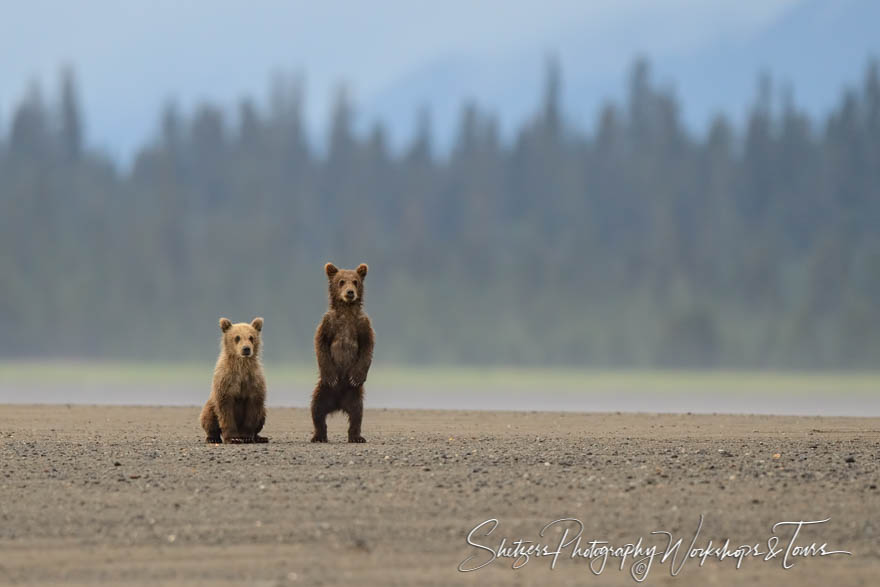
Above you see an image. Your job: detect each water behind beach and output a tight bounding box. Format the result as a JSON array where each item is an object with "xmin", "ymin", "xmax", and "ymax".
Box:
[{"xmin": 1, "ymin": 363, "xmax": 877, "ymax": 417}]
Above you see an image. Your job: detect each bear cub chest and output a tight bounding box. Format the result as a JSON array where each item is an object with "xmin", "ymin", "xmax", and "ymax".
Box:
[{"xmin": 330, "ymin": 322, "xmax": 359, "ymax": 369}]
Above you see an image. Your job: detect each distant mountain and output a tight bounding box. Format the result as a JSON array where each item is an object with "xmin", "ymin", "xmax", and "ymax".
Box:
[
  {"xmin": 661, "ymin": 0, "xmax": 880, "ymax": 128},
  {"xmin": 363, "ymin": 0, "xmax": 880, "ymax": 153}
]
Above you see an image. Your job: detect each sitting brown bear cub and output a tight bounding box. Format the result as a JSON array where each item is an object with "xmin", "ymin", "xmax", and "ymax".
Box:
[
  {"xmin": 311, "ymin": 263, "xmax": 375, "ymax": 443},
  {"xmin": 200, "ymin": 317, "xmax": 268, "ymax": 444}
]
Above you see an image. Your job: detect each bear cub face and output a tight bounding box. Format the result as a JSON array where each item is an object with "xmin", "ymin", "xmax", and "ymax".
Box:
[
  {"xmin": 325, "ymin": 263, "xmax": 368, "ymax": 305},
  {"xmin": 219, "ymin": 317, "xmax": 263, "ymax": 358}
]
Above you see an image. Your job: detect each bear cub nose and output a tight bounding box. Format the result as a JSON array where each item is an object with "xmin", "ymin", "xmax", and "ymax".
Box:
[
  {"xmin": 242, "ymin": 346, "xmax": 252, "ymax": 356},
  {"xmin": 345, "ymin": 290, "xmax": 356, "ymax": 299}
]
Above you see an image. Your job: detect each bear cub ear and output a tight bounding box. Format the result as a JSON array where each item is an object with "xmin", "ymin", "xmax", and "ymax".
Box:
[
  {"xmin": 325, "ymin": 263, "xmax": 339, "ymax": 278},
  {"xmin": 356, "ymin": 263, "xmax": 368, "ymax": 278},
  {"xmin": 251, "ymin": 317, "xmax": 264, "ymax": 332},
  {"xmin": 219, "ymin": 317, "xmax": 232, "ymax": 332}
]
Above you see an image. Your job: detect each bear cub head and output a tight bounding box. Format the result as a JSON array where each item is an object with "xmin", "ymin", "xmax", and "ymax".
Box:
[
  {"xmin": 219, "ymin": 317, "xmax": 264, "ymax": 358},
  {"xmin": 325, "ymin": 263, "xmax": 368, "ymax": 306}
]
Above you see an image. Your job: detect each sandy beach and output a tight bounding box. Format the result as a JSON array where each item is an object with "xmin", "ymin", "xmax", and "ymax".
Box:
[{"xmin": 0, "ymin": 405, "xmax": 878, "ymax": 585}]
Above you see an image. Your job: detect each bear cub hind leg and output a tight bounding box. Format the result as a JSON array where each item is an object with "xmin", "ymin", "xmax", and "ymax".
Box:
[
  {"xmin": 200, "ymin": 399, "xmax": 222, "ymax": 444},
  {"xmin": 310, "ymin": 384, "xmax": 335, "ymax": 443},
  {"xmin": 341, "ymin": 387, "xmax": 366, "ymax": 443}
]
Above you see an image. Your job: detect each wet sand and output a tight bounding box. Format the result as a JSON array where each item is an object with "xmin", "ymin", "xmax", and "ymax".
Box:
[{"xmin": 0, "ymin": 405, "xmax": 878, "ymax": 585}]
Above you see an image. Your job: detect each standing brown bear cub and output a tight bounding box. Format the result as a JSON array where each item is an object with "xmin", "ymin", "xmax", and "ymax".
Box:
[
  {"xmin": 311, "ymin": 263, "xmax": 375, "ymax": 443},
  {"xmin": 200, "ymin": 317, "xmax": 268, "ymax": 444}
]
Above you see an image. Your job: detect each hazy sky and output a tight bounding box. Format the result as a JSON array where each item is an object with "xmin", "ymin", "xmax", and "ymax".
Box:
[{"xmin": 0, "ymin": 0, "xmax": 798, "ymax": 161}]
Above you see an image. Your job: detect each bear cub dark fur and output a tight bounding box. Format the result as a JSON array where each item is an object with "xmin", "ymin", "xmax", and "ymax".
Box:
[{"xmin": 311, "ymin": 262, "xmax": 375, "ymax": 443}]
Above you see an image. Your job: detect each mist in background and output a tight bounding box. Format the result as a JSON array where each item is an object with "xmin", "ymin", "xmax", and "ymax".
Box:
[{"xmin": 1, "ymin": 0, "xmax": 879, "ymax": 369}]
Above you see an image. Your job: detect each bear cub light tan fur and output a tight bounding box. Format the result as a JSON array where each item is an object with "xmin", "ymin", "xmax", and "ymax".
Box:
[
  {"xmin": 311, "ymin": 263, "xmax": 374, "ymax": 443},
  {"xmin": 200, "ymin": 317, "xmax": 268, "ymax": 444}
]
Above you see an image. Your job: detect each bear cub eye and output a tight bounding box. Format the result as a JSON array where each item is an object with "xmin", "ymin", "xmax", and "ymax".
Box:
[
  {"xmin": 339, "ymin": 280, "xmax": 345, "ymax": 286},
  {"xmin": 234, "ymin": 335, "xmax": 241, "ymax": 343},
  {"xmin": 353, "ymin": 280, "xmax": 359, "ymax": 287},
  {"xmin": 249, "ymin": 336, "xmax": 254, "ymax": 343}
]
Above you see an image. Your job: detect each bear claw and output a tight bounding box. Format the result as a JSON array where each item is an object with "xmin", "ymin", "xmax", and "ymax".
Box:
[{"xmin": 224, "ymin": 437, "xmax": 252, "ymax": 444}]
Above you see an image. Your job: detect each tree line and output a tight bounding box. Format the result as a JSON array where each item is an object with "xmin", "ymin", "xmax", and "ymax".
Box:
[{"xmin": 1, "ymin": 58, "xmax": 878, "ymax": 368}]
